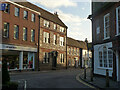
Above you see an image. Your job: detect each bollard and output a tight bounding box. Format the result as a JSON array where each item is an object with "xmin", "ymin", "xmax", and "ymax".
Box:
[
  {"xmin": 106, "ymin": 69, "xmax": 109, "ymax": 87},
  {"xmin": 24, "ymin": 80, "xmax": 27, "ymax": 90},
  {"xmin": 90, "ymin": 68, "xmax": 93, "ymax": 81},
  {"xmin": 84, "ymin": 67, "xmax": 86, "ymax": 79}
]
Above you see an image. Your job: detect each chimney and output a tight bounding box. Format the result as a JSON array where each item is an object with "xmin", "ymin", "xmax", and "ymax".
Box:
[{"xmin": 54, "ymin": 11, "xmax": 58, "ymax": 17}]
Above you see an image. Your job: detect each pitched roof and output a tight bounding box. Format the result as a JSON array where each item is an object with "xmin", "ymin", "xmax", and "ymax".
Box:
[
  {"xmin": 67, "ymin": 37, "xmax": 87, "ymax": 49},
  {"xmin": 15, "ymin": 2, "xmax": 67, "ymax": 28}
]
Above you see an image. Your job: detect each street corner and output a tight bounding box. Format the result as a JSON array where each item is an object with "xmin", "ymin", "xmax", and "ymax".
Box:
[{"xmin": 76, "ymin": 73, "xmax": 98, "ymax": 90}]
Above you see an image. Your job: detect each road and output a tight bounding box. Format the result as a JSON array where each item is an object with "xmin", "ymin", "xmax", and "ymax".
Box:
[{"xmin": 10, "ymin": 68, "xmax": 92, "ymax": 89}]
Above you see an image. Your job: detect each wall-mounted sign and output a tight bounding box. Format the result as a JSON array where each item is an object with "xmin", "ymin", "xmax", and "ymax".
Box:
[
  {"xmin": 0, "ymin": 44, "xmax": 37, "ymax": 52},
  {"xmin": 0, "ymin": 3, "xmax": 6, "ymax": 11}
]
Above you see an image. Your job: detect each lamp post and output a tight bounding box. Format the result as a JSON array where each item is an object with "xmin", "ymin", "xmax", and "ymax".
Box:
[{"xmin": 87, "ymin": 15, "xmax": 93, "ymax": 81}]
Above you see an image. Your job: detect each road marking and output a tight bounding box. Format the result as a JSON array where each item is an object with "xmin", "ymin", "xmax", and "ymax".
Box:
[{"xmin": 76, "ymin": 73, "xmax": 98, "ymax": 89}]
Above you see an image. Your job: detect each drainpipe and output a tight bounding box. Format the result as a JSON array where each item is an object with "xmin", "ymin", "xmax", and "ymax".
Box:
[
  {"xmin": 66, "ymin": 28, "xmax": 68, "ymax": 69},
  {"xmin": 37, "ymin": 14, "xmax": 40, "ymax": 71}
]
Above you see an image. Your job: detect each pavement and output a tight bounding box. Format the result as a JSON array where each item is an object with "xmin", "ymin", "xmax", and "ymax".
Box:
[
  {"xmin": 78, "ymin": 68, "xmax": 120, "ymax": 89},
  {"xmin": 10, "ymin": 68, "xmax": 96, "ymax": 89}
]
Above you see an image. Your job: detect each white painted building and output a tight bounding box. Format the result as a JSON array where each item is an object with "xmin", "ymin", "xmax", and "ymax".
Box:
[
  {"xmin": 94, "ymin": 42, "xmax": 113, "ymax": 77},
  {"xmin": 82, "ymin": 49, "xmax": 92, "ymax": 68}
]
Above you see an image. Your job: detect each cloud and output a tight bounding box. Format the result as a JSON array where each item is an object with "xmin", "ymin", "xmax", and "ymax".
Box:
[
  {"xmin": 82, "ymin": 7, "xmax": 85, "ymax": 10},
  {"xmin": 28, "ymin": 0, "xmax": 77, "ymax": 9},
  {"xmin": 54, "ymin": 9, "xmax": 91, "ymax": 41}
]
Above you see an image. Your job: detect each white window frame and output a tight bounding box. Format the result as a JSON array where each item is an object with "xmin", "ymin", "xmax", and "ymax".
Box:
[
  {"xmin": 53, "ymin": 34, "xmax": 57, "ymax": 45},
  {"xmin": 60, "ymin": 37, "xmax": 64, "ymax": 46},
  {"xmin": 3, "ymin": 22, "xmax": 9, "ymax": 38},
  {"xmin": 43, "ymin": 52, "xmax": 49, "ymax": 63},
  {"xmin": 44, "ymin": 20, "xmax": 50, "ymax": 28},
  {"xmin": 60, "ymin": 54, "xmax": 64, "ymax": 63},
  {"xmin": 31, "ymin": 29, "xmax": 35, "ymax": 42},
  {"xmin": 23, "ymin": 27, "xmax": 27, "ymax": 41},
  {"xmin": 98, "ymin": 46, "xmax": 113, "ymax": 69},
  {"xmin": 104, "ymin": 13, "xmax": 110, "ymax": 40},
  {"xmin": 23, "ymin": 10, "xmax": 28, "ymax": 19},
  {"xmin": 4, "ymin": 3, "xmax": 10, "ymax": 13},
  {"xmin": 43, "ymin": 32, "xmax": 50, "ymax": 43},
  {"xmin": 14, "ymin": 25, "xmax": 19, "ymax": 39},
  {"xmin": 31, "ymin": 13, "xmax": 35, "ymax": 22},
  {"xmin": 15, "ymin": 7, "xmax": 19, "ymax": 17},
  {"xmin": 60, "ymin": 27, "xmax": 64, "ymax": 32},
  {"xmin": 116, "ymin": 6, "xmax": 120, "ymax": 36},
  {"xmin": 54, "ymin": 24, "xmax": 57, "ymax": 30}
]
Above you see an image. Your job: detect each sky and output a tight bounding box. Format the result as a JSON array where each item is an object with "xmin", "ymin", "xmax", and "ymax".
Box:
[{"xmin": 27, "ymin": 0, "xmax": 92, "ymax": 42}]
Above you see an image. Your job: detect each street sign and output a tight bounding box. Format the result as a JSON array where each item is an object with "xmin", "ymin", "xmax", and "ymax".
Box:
[{"xmin": 0, "ymin": 3, "xmax": 6, "ymax": 11}]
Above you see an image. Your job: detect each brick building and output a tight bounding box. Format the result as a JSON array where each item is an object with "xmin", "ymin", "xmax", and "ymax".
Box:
[
  {"xmin": 92, "ymin": 2, "xmax": 120, "ymax": 81},
  {"xmin": 0, "ymin": 1, "xmax": 67, "ymax": 71},
  {"xmin": 67, "ymin": 37, "xmax": 91, "ymax": 68}
]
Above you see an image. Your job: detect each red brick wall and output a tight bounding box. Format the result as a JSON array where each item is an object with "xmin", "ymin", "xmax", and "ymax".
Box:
[{"xmin": 2, "ymin": 2, "xmax": 39, "ymax": 48}]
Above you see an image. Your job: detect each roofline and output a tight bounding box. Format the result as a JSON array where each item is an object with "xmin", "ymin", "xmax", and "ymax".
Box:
[{"xmin": 6, "ymin": 0, "xmax": 41, "ymax": 15}]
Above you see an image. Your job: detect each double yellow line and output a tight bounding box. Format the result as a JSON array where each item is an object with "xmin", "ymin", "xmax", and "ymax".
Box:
[{"xmin": 76, "ymin": 73, "xmax": 99, "ymax": 89}]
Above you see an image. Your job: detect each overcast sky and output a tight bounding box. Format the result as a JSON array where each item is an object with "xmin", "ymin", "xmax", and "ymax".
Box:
[{"xmin": 27, "ymin": 0, "xmax": 92, "ymax": 42}]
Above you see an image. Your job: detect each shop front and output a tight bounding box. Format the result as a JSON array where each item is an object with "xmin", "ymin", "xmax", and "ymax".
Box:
[{"xmin": 1, "ymin": 44, "xmax": 37, "ymax": 71}]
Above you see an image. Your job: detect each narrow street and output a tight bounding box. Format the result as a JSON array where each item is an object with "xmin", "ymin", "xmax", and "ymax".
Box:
[{"xmin": 10, "ymin": 69, "xmax": 92, "ymax": 89}]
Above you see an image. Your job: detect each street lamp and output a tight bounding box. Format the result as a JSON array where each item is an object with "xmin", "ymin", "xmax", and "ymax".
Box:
[{"xmin": 87, "ymin": 14, "xmax": 93, "ymax": 81}]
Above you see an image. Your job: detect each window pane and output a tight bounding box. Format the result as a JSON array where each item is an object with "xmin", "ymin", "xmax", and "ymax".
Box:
[
  {"xmin": 3, "ymin": 23, "xmax": 9, "ymax": 38},
  {"xmin": 15, "ymin": 7, "xmax": 19, "ymax": 16},
  {"xmin": 24, "ymin": 11, "xmax": 28, "ymax": 19},
  {"xmin": 14, "ymin": 25, "xmax": 19, "ymax": 39},
  {"xmin": 4, "ymin": 4, "xmax": 10, "ymax": 13},
  {"xmin": 104, "ymin": 14, "xmax": 110, "ymax": 38},
  {"xmin": 31, "ymin": 29, "xmax": 35, "ymax": 42},
  {"xmin": 31, "ymin": 14, "xmax": 35, "ymax": 22},
  {"xmin": 23, "ymin": 27, "xmax": 27, "ymax": 41},
  {"xmin": 99, "ymin": 51, "xmax": 102, "ymax": 67},
  {"xmin": 108, "ymin": 50, "xmax": 113, "ymax": 68}
]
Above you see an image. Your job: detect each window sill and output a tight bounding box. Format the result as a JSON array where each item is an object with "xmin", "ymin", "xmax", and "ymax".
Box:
[
  {"xmin": 3, "ymin": 36, "xmax": 9, "ymax": 39},
  {"xmin": 103, "ymin": 37, "xmax": 110, "ymax": 40},
  {"xmin": 14, "ymin": 38, "xmax": 19, "ymax": 40},
  {"xmin": 97, "ymin": 67, "xmax": 113, "ymax": 70},
  {"xmin": 22, "ymin": 40, "xmax": 27, "ymax": 41},
  {"xmin": 115, "ymin": 34, "xmax": 120, "ymax": 37},
  {"xmin": 14, "ymin": 15, "xmax": 19, "ymax": 17}
]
